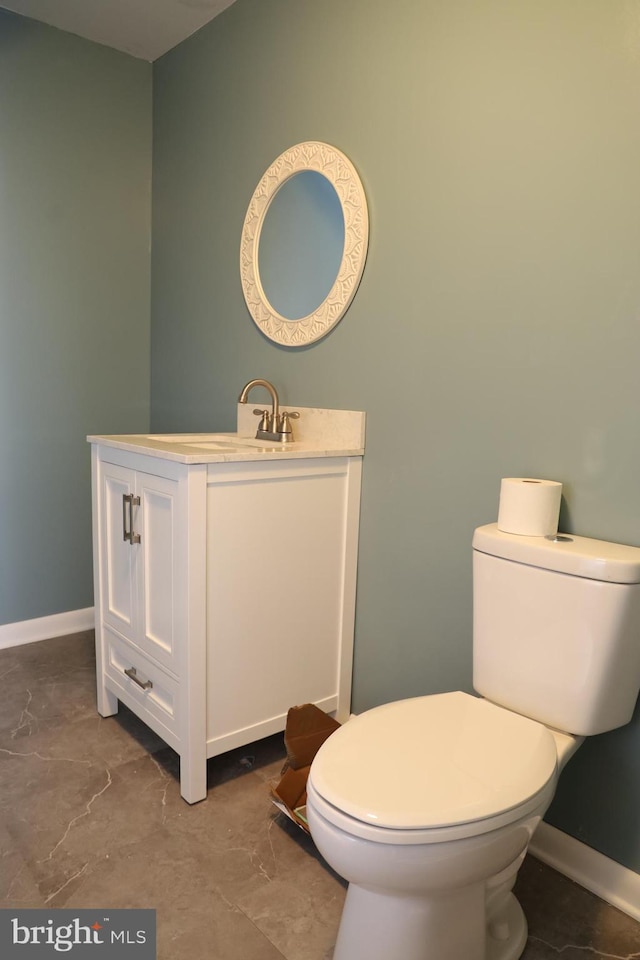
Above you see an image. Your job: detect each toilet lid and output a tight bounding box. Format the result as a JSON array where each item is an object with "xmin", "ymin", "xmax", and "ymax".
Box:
[{"xmin": 309, "ymin": 692, "xmax": 557, "ymax": 830}]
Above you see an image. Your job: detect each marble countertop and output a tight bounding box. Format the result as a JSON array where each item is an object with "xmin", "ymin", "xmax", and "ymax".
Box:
[
  {"xmin": 88, "ymin": 405, "xmax": 366, "ymax": 464},
  {"xmin": 87, "ymin": 432, "xmax": 364, "ymax": 464}
]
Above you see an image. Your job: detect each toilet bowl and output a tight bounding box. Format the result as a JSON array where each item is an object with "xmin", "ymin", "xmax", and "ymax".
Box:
[{"xmin": 306, "ymin": 692, "xmax": 577, "ymax": 960}]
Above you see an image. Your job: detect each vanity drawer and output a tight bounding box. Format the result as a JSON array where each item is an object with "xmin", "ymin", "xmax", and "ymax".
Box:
[{"xmin": 103, "ymin": 627, "xmax": 180, "ymax": 752}]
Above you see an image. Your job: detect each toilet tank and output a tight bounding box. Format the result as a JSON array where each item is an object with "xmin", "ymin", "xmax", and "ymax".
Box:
[{"xmin": 472, "ymin": 523, "xmax": 640, "ymax": 736}]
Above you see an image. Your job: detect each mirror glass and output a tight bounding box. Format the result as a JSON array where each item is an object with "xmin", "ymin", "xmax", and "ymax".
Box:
[
  {"xmin": 240, "ymin": 141, "xmax": 369, "ymax": 347},
  {"xmin": 258, "ymin": 171, "xmax": 345, "ymax": 321}
]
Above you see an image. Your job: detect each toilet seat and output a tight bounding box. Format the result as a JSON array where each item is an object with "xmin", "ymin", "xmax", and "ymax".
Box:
[
  {"xmin": 306, "ymin": 776, "xmax": 556, "ymax": 845},
  {"xmin": 308, "ymin": 692, "xmax": 558, "ymax": 843}
]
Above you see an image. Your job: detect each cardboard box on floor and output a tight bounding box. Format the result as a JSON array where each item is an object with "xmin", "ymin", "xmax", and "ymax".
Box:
[{"xmin": 270, "ymin": 703, "xmax": 341, "ymax": 833}]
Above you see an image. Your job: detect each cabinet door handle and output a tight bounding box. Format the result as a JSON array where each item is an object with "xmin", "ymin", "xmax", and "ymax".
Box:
[
  {"xmin": 124, "ymin": 666, "xmax": 152, "ymax": 690},
  {"xmin": 122, "ymin": 493, "xmax": 131, "ymax": 542},
  {"xmin": 129, "ymin": 495, "xmax": 141, "ymax": 544},
  {"xmin": 122, "ymin": 494, "xmax": 141, "ymax": 544}
]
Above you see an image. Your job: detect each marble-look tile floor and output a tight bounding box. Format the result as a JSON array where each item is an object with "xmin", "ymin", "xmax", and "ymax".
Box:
[{"xmin": 1, "ymin": 632, "xmax": 639, "ymax": 959}]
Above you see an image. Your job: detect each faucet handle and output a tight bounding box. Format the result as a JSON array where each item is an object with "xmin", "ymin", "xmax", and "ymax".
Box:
[
  {"xmin": 253, "ymin": 408, "xmax": 271, "ymax": 431},
  {"xmin": 277, "ymin": 410, "xmax": 300, "ymax": 441}
]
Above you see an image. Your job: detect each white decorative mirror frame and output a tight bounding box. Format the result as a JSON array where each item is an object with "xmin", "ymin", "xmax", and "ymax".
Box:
[{"xmin": 240, "ymin": 141, "xmax": 369, "ymax": 347}]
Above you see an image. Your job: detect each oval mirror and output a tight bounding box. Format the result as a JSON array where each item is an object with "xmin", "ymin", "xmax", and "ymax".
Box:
[
  {"xmin": 258, "ymin": 170, "xmax": 345, "ymax": 321},
  {"xmin": 240, "ymin": 141, "xmax": 369, "ymax": 347}
]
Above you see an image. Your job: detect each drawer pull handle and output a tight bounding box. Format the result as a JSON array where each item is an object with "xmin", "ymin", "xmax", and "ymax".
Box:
[{"xmin": 124, "ymin": 666, "xmax": 152, "ymax": 690}]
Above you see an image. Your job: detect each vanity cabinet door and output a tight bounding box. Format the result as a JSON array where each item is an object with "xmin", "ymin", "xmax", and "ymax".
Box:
[
  {"xmin": 99, "ymin": 462, "xmax": 180, "ymax": 677},
  {"xmin": 134, "ymin": 471, "xmax": 181, "ymax": 674},
  {"xmin": 100, "ymin": 461, "xmax": 136, "ymax": 643}
]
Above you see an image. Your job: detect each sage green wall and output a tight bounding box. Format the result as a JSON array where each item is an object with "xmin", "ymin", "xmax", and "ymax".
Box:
[
  {"xmin": 151, "ymin": 0, "xmax": 640, "ymax": 870},
  {"xmin": 0, "ymin": 12, "xmax": 152, "ymax": 625}
]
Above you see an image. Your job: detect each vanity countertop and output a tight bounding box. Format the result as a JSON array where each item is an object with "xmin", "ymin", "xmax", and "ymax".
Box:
[
  {"xmin": 86, "ymin": 432, "xmax": 364, "ymax": 464},
  {"xmin": 88, "ymin": 405, "xmax": 366, "ymax": 464}
]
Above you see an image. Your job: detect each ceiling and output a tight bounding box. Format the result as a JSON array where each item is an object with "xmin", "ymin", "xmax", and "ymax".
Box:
[{"xmin": 1, "ymin": 0, "xmax": 238, "ymax": 61}]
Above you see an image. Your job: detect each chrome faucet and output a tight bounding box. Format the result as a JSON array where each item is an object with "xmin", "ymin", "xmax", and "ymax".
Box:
[{"xmin": 238, "ymin": 379, "xmax": 299, "ymax": 443}]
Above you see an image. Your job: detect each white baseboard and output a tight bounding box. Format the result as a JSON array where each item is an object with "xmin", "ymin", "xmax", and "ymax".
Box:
[
  {"xmin": 530, "ymin": 821, "xmax": 640, "ymax": 922},
  {"xmin": 0, "ymin": 608, "xmax": 95, "ymax": 651}
]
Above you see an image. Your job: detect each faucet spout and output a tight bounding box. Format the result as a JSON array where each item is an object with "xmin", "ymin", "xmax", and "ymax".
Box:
[
  {"xmin": 238, "ymin": 378, "xmax": 280, "ymax": 422},
  {"xmin": 238, "ymin": 379, "xmax": 281, "ymax": 440}
]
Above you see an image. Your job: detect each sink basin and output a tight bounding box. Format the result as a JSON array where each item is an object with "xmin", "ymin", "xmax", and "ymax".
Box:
[
  {"xmin": 188, "ymin": 440, "xmax": 252, "ymax": 449},
  {"xmin": 146, "ymin": 433, "xmax": 234, "ymax": 443},
  {"xmin": 145, "ymin": 433, "xmax": 277, "ymax": 449}
]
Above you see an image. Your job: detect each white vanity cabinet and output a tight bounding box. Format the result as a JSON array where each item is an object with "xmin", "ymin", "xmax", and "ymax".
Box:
[{"xmin": 90, "ymin": 420, "xmax": 363, "ymax": 804}]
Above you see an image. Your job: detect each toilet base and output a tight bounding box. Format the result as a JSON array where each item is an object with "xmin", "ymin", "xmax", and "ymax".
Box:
[
  {"xmin": 487, "ymin": 894, "xmax": 528, "ymax": 960},
  {"xmin": 331, "ymin": 886, "xmax": 528, "ymax": 960}
]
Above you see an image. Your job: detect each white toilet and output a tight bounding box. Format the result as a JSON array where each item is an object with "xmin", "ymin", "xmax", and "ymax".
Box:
[{"xmin": 306, "ymin": 523, "xmax": 640, "ymax": 960}]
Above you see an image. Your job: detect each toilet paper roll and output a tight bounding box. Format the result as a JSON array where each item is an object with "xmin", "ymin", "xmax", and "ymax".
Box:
[{"xmin": 497, "ymin": 478, "xmax": 563, "ymax": 537}]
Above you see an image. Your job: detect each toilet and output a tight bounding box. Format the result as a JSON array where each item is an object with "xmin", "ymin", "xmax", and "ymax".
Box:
[{"xmin": 306, "ymin": 523, "xmax": 640, "ymax": 960}]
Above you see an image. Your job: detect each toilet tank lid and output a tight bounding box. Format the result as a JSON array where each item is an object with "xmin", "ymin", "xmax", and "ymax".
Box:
[{"xmin": 473, "ymin": 523, "xmax": 640, "ymax": 584}]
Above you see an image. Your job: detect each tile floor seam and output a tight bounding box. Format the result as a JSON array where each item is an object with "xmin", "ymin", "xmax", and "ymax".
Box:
[
  {"xmin": 528, "ymin": 938, "xmax": 640, "ymax": 959},
  {"xmin": 217, "ymin": 890, "xmax": 290, "ymax": 960}
]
